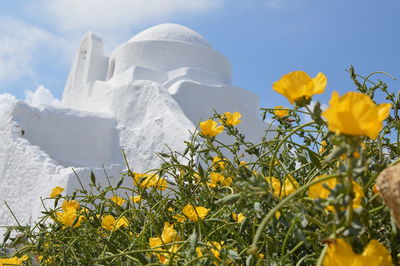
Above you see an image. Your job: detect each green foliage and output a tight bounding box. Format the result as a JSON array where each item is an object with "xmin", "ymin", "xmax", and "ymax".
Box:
[{"xmin": 1, "ymin": 68, "xmax": 400, "ymax": 265}]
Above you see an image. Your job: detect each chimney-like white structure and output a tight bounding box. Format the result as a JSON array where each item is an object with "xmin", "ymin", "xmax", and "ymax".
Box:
[{"xmin": 62, "ymin": 32, "xmax": 108, "ymax": 108}]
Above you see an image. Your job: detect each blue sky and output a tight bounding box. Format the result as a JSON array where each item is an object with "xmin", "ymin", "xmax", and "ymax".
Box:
[{"xmin": 0, "ymin": 0, "xmax": 399, "ymax": 108}]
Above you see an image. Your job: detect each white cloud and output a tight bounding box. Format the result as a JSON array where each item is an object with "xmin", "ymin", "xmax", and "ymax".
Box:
[
  {"xmin": 25, "ymin": 85, "xmax": 60, "ymax": 108},
  {"xmin": 31, "ymin": 0, "xmax": 223, "ymax": 33},
  {"xmin": 0, "ymin": 18, "xmax": 68, "ymax": 84}
]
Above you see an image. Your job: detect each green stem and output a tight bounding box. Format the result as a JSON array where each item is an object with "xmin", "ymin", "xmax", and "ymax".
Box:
[
  {"xmin": 280, "ymin": 220, "xmax": 297, "ymax": 264},
  {"xmin": 345, "ymin": 157, "xmax": 354, "ymax": 227},
  {"xmin": 266, "ymin": 121, "xmax": 316, "ymax": 178},
  {"xmin": 316, "ymin": 244, "xmax": 328, "ymax": 266},
  {"xmin": 361, "ymin": 71, "xmax": 397, "ymax": 89}
]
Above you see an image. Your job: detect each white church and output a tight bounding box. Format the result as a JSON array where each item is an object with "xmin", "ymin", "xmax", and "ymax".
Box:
[{"xmin": 0, "ymin": 24, "xmax": 267, "ymax": 229}]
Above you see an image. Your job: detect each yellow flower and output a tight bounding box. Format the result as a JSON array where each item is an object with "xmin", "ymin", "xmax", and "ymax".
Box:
[
  {"xmin": 207, "ymin": 241, "xmax": 223, "ymax": 259},
  {"xmin": 273, "ymin": 106, "xmax": 289, "ymax": 118},
  {"xmin": 101, "ymin": 215, "xmax": 128, "ymax": 231},
  {"xmin": 208, "ymin": 172, "xmax": 233, "ymax": 188},
  {"xmin": 308, "ymin": 176, "xmax": 364, "ymax": 211},
  {"xmin": 149, "ymin": 237, "xmax": 163, "ymax": 249},
  {"xmin": 131, "ymin": 172, "xmax": 147, "ymax": 186},
  {"xmin": 182, "ymin": 204, "xmax": 210, "ymax": 222},
  {"xmin": 275, "ymin": 211, "xmax": 281, "ymax": 219},
  {"xmin": 196, "ymin": 247, "xmax": 203, "ymax": 257},
  {"xmin": 140, "ymin": 174, "xmax": 168, "ymax": 191},
  {"xmin": 173, "ymin": 214, "xmax": 186, "ymax": 223},
  {"xmin": 115, "ymin": 216, "xmax": 129, "ymax": 229},
  {"xmin": 319, "ymin": 140, "xmax": 328, "ymax": 154},
  {"xmin": 0, "ymin": 255, "xmax": 28, "ymax": 265},
  {"xmin": 220, "ymin": 111, "xmax": 242, "ymax": 126},
  {"xmin": 266, "ymin": 175, "xmax": 299, "ymax": 198},
  {"xmin": 323, "ymin": 239, "xmax": 392, "ymax": 266},
  {"xmin": 161, "ymin": 222, "xmax": 178, "ymax": 243},
  {"xmin": 56, "ymin": 209, "xmax": 84, "ymax": 228},
  {"xmin": 61, "ymin": 200, "xmax": 80, "ymax": 211},
  {"xmin": 272, "ymin": 71, "xmax": 327, "ymax": 104},
  {"xmin": 50, "ymin": 186, "xmax": 64, "ymax": 198},
  {"xmin": 109, "ymin": 196, "xmax": 126, "ymax": 206},
  {"xmin": 199, "ymin": 120, "xmax": 224, "ymax": 137},
  {"xmin": 149, "ymin": 237, "xmax": 180, "ymax": 264},
  {"xmin": 360, "ymin": 240, "xmax": 392, "ymax": 265},
  {"xmin": 232, "ymin": 212, "xmax": 245, "ymax": 223},
  {"xmin": 130, "ymin": 195, "xmax": 142, "ymax": 203},
  {"xmin": 322, "ymin": 91, "xmax": 391, "ymax": 139},
  {"xmin": 212, "ymin": 156, "xmax": 228, "ymax": 170}
]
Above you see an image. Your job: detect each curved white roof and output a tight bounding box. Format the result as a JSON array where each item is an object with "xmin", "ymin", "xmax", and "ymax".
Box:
[{"xmin": 129, "ymin": 23, "xmax": 212, "ymax": 49}]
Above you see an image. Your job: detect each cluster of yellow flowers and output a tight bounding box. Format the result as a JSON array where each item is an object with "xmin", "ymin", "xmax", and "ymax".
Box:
[
  {"xmin": 131, "ymin": 172, "xmax": 168, "ymax": 191},
  {"xmin": 55, "ymin": 200, "xmax": 85, "ymax": 228},
  {"xmin": 273, "ymin": 70, "xmax": 391, "ymax": 139},
  {"xmin": 199, "ymin": 111, "xmax": 242, "ymax": 137}
]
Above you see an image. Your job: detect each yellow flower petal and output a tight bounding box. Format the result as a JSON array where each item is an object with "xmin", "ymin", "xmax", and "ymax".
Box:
[
  {"xmin": 232, "ymin": 212, "xmax": 245, "ymax": 223},
  {"xmin": 212, "ymin": 156, "xmax": 228, "ymax": 170},
  {"xmin": 312, "ymin": 72, "xmax": 327, "ymax": 94},
  {"xmin": 272, "ymin": 71, "xmax": 326, "ymax": 104},
  {"xmin": 61, "ymin": 200, "xmax": 80, "ymax": 211},
  {"xmin": 221, "ymin": 111, "xmax": 242, "ymax": 126},
  {"xmin": 130, "ymin": 195, "xmax": 142, "ymax": 203},
  {"xmin": 161, "ymin": 222, "xmax": 177, "ymax": 243},
  {"xmin": 101, "ymin": 215, "xmax": 117, "ymax": 231},
  {"xmin": 208, "ymin": 172, "xmax": 232, "ymax": 188},
  {"xmin": 360, "ymin": 240, "xmax": 392, "ymax": 265},
  {"xmin": 50, "ymin": 186, "xmax": 64, "ymax": 198},
  {"xmin": 140, "ymin": 174, "xmax": 169, "ymax": 191},
  {"xmin": 308, "ymin": 176, "xmax": 364, "ymax": 211},
  {"xmin": 322, "ymin": 91, "xmax": 391, "ymax": 139},
  {"xmin": 266, "ymin": 175, "xmax": 299, "ymax": 198},
  {"xmin": 323, "ymin": 239, "xmax": 358, "ymax": 266},
  {"xmin": 182, "ymin": 204, "xmax": 210, "ymax": 222},
  {"xmin": 199, "ymin": 120, "xmax": 224, "ymax": 137},
  {"xmin": 109, "ymin": 196, "xmax": 126, "ymax": 206},
  {"xmin": 323, "ymin": 239, "xmax": 392, "ymax": 266},
  {"xmin": 273, "ymin": 106, "xmax": 290, "ymax": 118}
]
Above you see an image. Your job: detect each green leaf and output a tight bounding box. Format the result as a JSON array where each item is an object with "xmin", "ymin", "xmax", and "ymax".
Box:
[
  {"xmin": 214, "ymin": 193, "xmax": 241, "ymax": 205},
  {"xmin": 2, "ymin": 230, "xmax": 10, "ymax": 244},
  {"xmin": 90, "ymin": 171, "xmax": 96, "ymax": 185}
]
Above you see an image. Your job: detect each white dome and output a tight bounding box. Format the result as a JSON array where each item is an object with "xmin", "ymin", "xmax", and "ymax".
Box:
[{"xmin": 129, "ymin": 23, "xmax": 212, "ymax": 49}]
